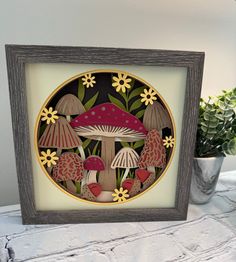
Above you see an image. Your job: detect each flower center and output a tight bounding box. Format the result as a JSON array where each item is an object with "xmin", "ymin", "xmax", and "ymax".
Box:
[
  {"xmin": 118, "ymin": 193, "xmax": 123, "ymax": 197},
  {"xmin": 146, "ymin": 95, "xmax": 151, "ymax": 99},
  {"xmin": 46, "ymin": 156, "xmax": 52, "ymax": 160},
  {"xmin": 119, "ymin": 80, "xmax": 125, "ymax": 85},
  {"xmin": 47, "ymin": 113, "xmax": 52, "ymax": 118},
  {"xmin": 87, "ymin": 79, "xmax": 91, "ymax": 82}
]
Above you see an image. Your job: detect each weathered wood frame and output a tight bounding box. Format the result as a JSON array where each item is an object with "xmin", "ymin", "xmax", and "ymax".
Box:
[{"xmin": 5, "ymin": 45, "xmax": 204, "ymax": 224}]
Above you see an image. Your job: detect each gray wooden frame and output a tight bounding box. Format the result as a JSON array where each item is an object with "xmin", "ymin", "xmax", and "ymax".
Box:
[{"xmin": 5, "ymin": 45, "xmax": 204, "ymax": 224}]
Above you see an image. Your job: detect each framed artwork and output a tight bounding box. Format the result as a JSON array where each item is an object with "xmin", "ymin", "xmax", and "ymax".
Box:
[{"xmin": 6, "ymin": 45, "xmax": 204, "ymax": 224}]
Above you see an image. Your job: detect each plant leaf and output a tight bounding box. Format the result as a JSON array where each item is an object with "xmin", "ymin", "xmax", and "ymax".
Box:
[
  {"xmin": 133, "ymin": 140, "xmax": 144, "ymax": 149},
  {"xmin": 108, "ymin": 94, "xmax": 127, "ymax": 111},
  {"xmin": 78, "ymin": 78, "xmax": 85, "ymax": 102},
  {"xmin": 84, "ymin": 92, "xmax": 99, "ymax": 110},
  {"xmin": 92, "ymin": 141, "xmax": 100, "ymax": 155},
  {"xmin": 135, "ymin": 109, "xmax": 145, "ymax": 119},
  {"xmin": 120, "ymin": 141, "xmax": 130, "ymax": 148},
  {"xmin": 222, "ymin": 138, "xmax": 236, "ymax": 155},
  {"xmin": 82, "ymin": 138, "xmax": 91, "ymax": 149},
  {"xmin": 129, "ymin": 86, "xmax": 145, "ymax": 100},
  {"xmin": 130, "ymin": 98, "xmax": 142, "ymax": 112}
]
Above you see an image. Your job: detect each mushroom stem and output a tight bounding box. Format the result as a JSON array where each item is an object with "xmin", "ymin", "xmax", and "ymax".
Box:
[
  {"xmin": 87, "ymin": 170, "xmax": 97, "ymax": 184},
  {"xmin": 78, "ymin": 145, "xmax": 85, "ymax": 160},
  {"xmin": 46, "ymin": 166, "xmax": 53, "ymax": 175},
  {"xmin": 66, "ymin": 180, "xmax": 76, "ymax": 193},
  {"xmin": 147, "ymin": 166, "xmax": 155, "ymax": 174},
  {"xmin": 57, "ymin": 148, "xmax": 62, "ymax": 157},
  {"xmin": 121, "ymin": 168, "xmax": 130, "ymax": 183},
  {"xmin": 66, "ymin": 115, "xmax": 71, "ymax": 122},
  {"xmin": 99, "ymin": 137, "xmax": 116, "ymax": 191},
  {"xmin": 80, "ymin": 176, "xmax": 86, "ymax": 193}
]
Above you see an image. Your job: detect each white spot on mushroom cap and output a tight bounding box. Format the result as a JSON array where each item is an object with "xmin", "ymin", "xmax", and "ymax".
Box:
[
  {"xmin": 101, "ymin": 106, "xmax": 106, "ymax": 111},
  {"xmin": 91, "ymin": 111, "xmax": 95, "ymax": 115},
  {"xmin": 84, "ymin": 115, "xmax": 88, "ymax": 119},
  {"xmin": 125, "ymin": 120, "xmax": 129, "ymax": 123}
]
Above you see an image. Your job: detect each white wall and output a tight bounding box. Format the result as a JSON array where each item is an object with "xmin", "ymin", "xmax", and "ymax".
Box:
[{"xmin": 0, "ymin": 0, "xmax": 235, "ymax": 206}]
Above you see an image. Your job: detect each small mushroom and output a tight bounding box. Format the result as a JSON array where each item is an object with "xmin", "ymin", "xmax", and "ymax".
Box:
[
  {"xmin": 122, "ymin": 178, "xmax": 141, "ymax": 197},
  {"xmin": 53, "ymin": 152, "xmax": 84, "ymax": 193},
  {"xmin": 138, "ymin": 129, "xmax": 166, "ymax": 174},
  {"xmin": 38, "ymin": 116, "xmax": 85, "ymax": 160},
  {"xmin": 71, "ymin": 103, "xmax": 147, "ymax": 191},
  {"xmin": 135, "ymin": 169, "xmax": 156, "ymax": 191},
  {"xmin": 55, "ymin": 94, "xmax": 85, "ymax": 122},
  {"xmin": 82, "ymin": 183, "xmax": 102, "ymax": 201},
  {"xmin": 111, "ymin": 147, "xmax": 139, "ymax": 184},
  {"xmin": 143, "ymin": 101, "xmax": 171, "ymax": 136},
  {"xmin": 83, "ymin": 156, "xmax": 105, "ymax": 184}
]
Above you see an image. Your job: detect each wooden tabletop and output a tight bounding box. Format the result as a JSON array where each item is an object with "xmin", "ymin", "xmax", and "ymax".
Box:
[{"xmin": 0, "ymin": 171, "xmax": 236, "ymax": 262}]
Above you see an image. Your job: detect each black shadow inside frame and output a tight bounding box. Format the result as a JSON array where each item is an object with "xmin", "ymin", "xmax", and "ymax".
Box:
[{"xmin": 5, "ymin": 45, "xmax": 204, "ymax": 224}]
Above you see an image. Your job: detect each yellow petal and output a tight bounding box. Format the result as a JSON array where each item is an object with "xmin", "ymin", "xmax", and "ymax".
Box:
[
  {"xmin": 141, "ymin": 98, "xmax": 146, "ymax": 102},
  {"xmin": 51, "ymin": 160, "xmax": 57, "ymax": 166},
  {"xmin": 112, "ymin": 82, "xmax": 119, "ymax": 87},
  {"xmin": 113, "ymin": 76, "xmax": 119, "ymax": 82}
]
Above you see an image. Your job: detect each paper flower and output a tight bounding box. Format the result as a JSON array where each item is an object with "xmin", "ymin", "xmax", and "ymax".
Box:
[
  {"xmin": 82, "ymin": 73, "xmax": 96, "ymax": 88},
  {"xmin": 112, "ymin": 187, "xmax": 129, "ymax": 202},
  {"xmin": 112, "ymin": 73, "xmax": 132, "ymax": 93},
  {"xmin": 163, "ymin": 136, "xmax": 175, "ymax": 148},
  {"xmin": 40, "ymin": 149, "xmax": 59, "ymax": 168},
  {"xmin": 140, "ymin": 88, "xmax": 157, "ymax": 106},
  {"xmin": 41, "ymin": 107, "xmax": 59, "ymax": 124}
]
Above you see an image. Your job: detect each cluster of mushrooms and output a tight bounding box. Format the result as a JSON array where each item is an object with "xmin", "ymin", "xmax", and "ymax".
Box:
[{"xmin": 38, "ymin": 93, "xmax": 172, "ymax": 203}]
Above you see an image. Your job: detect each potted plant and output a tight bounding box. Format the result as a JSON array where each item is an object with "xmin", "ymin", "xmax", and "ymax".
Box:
[{"xmin": 190, "ymin": 88, "xmax": 236, "ymax": 204}]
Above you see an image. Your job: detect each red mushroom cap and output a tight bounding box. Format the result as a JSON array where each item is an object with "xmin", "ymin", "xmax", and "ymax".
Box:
[
  {"xmin": 84, "ymin": 156, "xmax": 105, "ymax": 171},
  {"xmin": 135, "ymin": 169, "xmax": 152, "ymax": 183},
  {"xmin": 70, "ymin": 103, "xmax": 147, "ymax": 141}
]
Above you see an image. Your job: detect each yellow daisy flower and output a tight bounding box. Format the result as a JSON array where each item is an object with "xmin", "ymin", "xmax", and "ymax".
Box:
[
  {"xmin": 163, "ymin": 136, "xmax": 175, "ymax": 148},
  {"xmin": 112, "ymin": 187, "xmax": 129, "ymax": 202},
  {"xmin": 112, "ymin": 73, "xmax": 132, "ymax": 93},
  {"xmin": 140, "ymin": 88, "xmax": 157, "ymax": 106},
  {"xmin": 41, "ymin": 107, "xmax": 59, "ymax": 125},
  {"xmin": 39, "ymin": 149, "xmax": 59, "ymax": 168},
  {"xmin": 82, "ymin": 73, "xmax": 96, "ymax": 88}
]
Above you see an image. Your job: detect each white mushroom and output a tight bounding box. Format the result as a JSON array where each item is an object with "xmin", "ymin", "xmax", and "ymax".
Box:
[{"xmin": 111, "ymin": 147, "xmax": 139, "ymax": 183}]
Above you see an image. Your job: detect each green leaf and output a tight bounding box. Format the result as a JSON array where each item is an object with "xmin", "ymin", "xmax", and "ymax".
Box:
[
  {"xmin": 82, "ymin": 138, "xmax": 91, "ymax": 149},
  {"xmin": 130, "ymin": 99, "xmax": 142, "ymax": 112},
  {"xmin": 117, "ymin": 90, "xmax": 128, "ymax": 102},
  {"xmin": 78, "ymin": 78, "xmax": 85, "ymax": 102},
  {"xmin": 84, "ymin": 92, "xmax": 99, "ymax": 110},
  {"xmin": 120, "ymin": 141, "xmax": 130, "ymax": 148},
  {"xmin": 222, "ymin": 138, "xmax": 236, "ymax": 155},
  {"xmin": 92, "ymin": 141, "xmax": 100, "ymax": 155},
  {"xmin": 75, "ymin": 182, "xmax": 81, "ymax": 194},
  {"xmin": 128, "ymin": 86, "xmax": 145, "ymax": 100},
  {"xmin": 108, "ymin": 94, "xmax": 127, "ymax": 111},
  {"xmin": 39, "ymin": 123, "xmax": 47, "ymax": 137},
  {"xmin": 135, "ymin": 109, "xmax": 145, "ymax": 119},
  {"xmin": 133, "ymin": 140, "xmax": 144, "ymax": 149}
]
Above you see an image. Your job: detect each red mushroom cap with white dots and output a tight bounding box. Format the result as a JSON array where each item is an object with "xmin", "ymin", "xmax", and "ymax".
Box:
[
  {"xmin": 70, "ymin": 103, "xmax": 147, "ymax": 142},
  {"xmin": 84, "ymin": 156, "xmax": 105, "ymax": 171}
]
